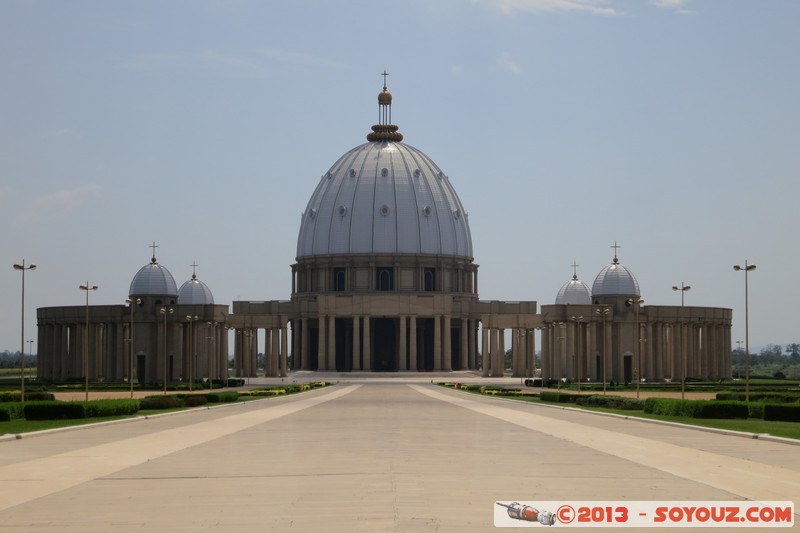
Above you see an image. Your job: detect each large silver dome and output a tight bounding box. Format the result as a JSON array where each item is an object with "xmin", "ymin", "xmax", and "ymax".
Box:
[
  {"xmin": 129, "ymin": 257, "xmax": 178, "ymax": 297},
  {"xmin": 296, "ymin": 84, "xmax": 472, "ymax": 259},
  {"xmin": 555, "ymin": 275, "xmax": 592, "ymax": 305},
  {"xmin": 591, "ymin": 256, "xmax": 640, "ymax": 297},
  {"xmin": 297, "ymin": 143, "xmax": 472, "ymax": 258},
  {"xmin": 177, "ymin": 274, "xmax": 214, "ymax": 305}
]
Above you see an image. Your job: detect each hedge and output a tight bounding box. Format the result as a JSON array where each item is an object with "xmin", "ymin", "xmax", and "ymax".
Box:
[
  {"xmin": 206, "ymin": 391, "xmax": 240, "ymax": 403},
  {"xmin": 182, "ymin": 395, "xmax": 208, "ymax": 407},
  {"xmin": 24, "ymin": 401, "xmax": 86, "ymax": 420},
  {"xmin": 644, "ymin": 398, "xmax": 749, "ymax": 419},
  {"xmin": 82, "ymin": 399, "xmax": 140, "ymax": 417},
  {"xmin": 539, "ymin": 391, "xmax": 580, "ymax": 403},
  {"xmin": 0, "ymin": 391, "xmax": 55, "ymax": 402},
  {"xmin": 763, "ymin": 404, "xmax": 800, "ymax": 422},
  {"xmin": 716, "ymin": 392, "xmax": 800, "ymax": 403},
  {"xmin": 575, "ymin": 395, "xmax": 645, "ymax": 411},
  {"xmin": 139, "ymin": 395, "xmax": 184, "ymax": 410}
]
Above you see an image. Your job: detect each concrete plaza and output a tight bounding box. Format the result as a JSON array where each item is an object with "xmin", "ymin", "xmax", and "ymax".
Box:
[{"xmin": 0, "ymin": 373, "xmax": 798, "ymax": 531}]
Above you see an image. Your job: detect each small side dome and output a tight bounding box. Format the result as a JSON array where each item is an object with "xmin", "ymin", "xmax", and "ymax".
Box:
[
  {"xmin": 177, "ymin": 274, "xmax": 214, "ymax": 305},
  {"xmin": 129, "ymin": 256, "xmax": 178, "ymax": 297},
  {"xmin": 592, "ymin": 256, "xmax": 640, "ymax": 297},
  {"xmin": 556, "ymin": 274, "xmax": 592, "ymax": 305}
]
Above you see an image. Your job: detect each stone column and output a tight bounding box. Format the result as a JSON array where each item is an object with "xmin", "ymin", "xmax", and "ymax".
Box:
[
  {"xmin": 318, "ymin": 317, "xmax": 327, "ymax": 371},
  {"xmin": 433, "ymin": 315, "xmax": 442, "ymax": 371},
  {"xmin": 301, "ymin": 318, "xmax": 310, "ymax": 370},
  {"xmin": 492, "ymin": 328, "xmax": 503, "ymax": 377},
  {"xmin": 281, "ymin": 325, "xmax": 288, "ymax": 377},
  {"xmin": 468, "ymin": 320, "xmax": 476, "ymax": 371},
  {"xmin": 398, "ymin": 315, "xmax": 407, "ymax": 371},
  {"xmin": 482, "ymin": 325, "xmax": 490, "ymax": 377},
  {"xmin": 352, "ymin": 316, "xmax": 361, "ymax": 371},
  {"xmin": 459, "ymin": 320, "xmax": 468, "ymax": 371},
  {"xmin": 443, "ymin": 315, "xmax": 452, "ymax": 371},
  {"xmin": 272, "ymin": 328, "xmax": 280, "ymax": 377},
  {"xmin": 363, "ymin": 317, "xmax": 371, "ymax": 371},
  {"xmin": 328, "ymin": 315, "xmax": 336, "ymax": 371},
  {"xmin": 409, "ymin": 317, "xmax": 418, "ymax": 371},
  {"xmin": 511, "ymin": 329, "xmax": 519, "ymax": 377}
]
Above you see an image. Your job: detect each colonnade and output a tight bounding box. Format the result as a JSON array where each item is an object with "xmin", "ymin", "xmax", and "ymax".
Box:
[
  {"xmin": 232, "ymin": 326, "xmax": 288, "ymax": 378},
  {"xmin": 36, "ymin": 319, "xmax": 229, "ymax": 384},
  {"xmin": 541, "ymin": 320, "xmax": 732, "ymax": 382},
  {"xmin": 291, "ymin": 315, "xmax": 480, "ymax": 372}
]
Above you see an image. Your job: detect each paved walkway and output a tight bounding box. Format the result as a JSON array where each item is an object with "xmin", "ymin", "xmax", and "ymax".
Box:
[{"xmin": 0, "ymin": 376, "xmax": 798, "ymax": 531}]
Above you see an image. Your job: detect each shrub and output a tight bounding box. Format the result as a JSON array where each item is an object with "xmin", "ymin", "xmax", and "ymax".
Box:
[
  {"xmin": 206, "ymin": 391, "xmax": 239, "ymax": 403},
  {"xmin": 539, "ymin": 391, "xmax": 579, "ymax": 403},
  {"xmin": 83, "ymin": 399, "xmax": 140, "ymax": 418},
  {"xmin": 24, "ymin": 402, "xmax": 86, "ymax": 420},
  {"xmin": 644, "ymin": 398, "xmax": 748, "ymax": 419},
  {"xmin": 575, "ymin": 395, "xmax": 645, "ymax": 411},
  {"xmin": 0, "ymin": 408, "xmax": 10, "ymax": 422},
  {"xmin": 716, "ymin": 392, "xmax": 800, "ymax": 403},
  {"xmin": 763, "ymin": 404, "xmax": 800, "ymax": 422},
  {"xmin": 748, "ymin": 403, "xmax": 765, "ymax": 419},
  {"xmin": 0, "ymin": 391, "xmax": 56, "ymax": 403},
  {"xmin": 139, "ymin": 395, "xmax": 183, "ymax": 410},
  {"xmin": 183, "ymin": 395, "xmax": 208, "ymax": 407}
]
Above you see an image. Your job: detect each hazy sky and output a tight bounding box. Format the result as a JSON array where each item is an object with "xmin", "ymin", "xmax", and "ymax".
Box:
[{"xmin": 2, "ymin": 0, "xmax": 798, "ymax": 354}]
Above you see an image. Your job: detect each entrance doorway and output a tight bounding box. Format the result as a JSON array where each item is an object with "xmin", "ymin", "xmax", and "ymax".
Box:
[{"xmin": 372, "ymin": 318, "xmax": 396, "ymax": 371}]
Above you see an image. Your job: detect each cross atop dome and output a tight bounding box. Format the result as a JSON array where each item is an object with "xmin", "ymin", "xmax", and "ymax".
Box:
[
  {"xmin": 611, "ymin": 241, "xmax": 621, "ymax": 264},
  {"xmin": 150, "ymin": 241, "xmax": 159, "ymax": 264},
  {"xmin": 571, "ymin": 260, "xmax": 580, "ymax": 280}
]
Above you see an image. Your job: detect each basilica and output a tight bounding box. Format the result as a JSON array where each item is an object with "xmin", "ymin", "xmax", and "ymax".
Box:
[{"xmin": 35, "ymin": 79, "xmax": 731, "ymax": 384}]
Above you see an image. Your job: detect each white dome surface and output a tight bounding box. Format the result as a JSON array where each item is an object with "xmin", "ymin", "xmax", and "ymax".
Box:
[
  {"xmin": 129, "ymin": 259, "xmax": 178, "ymax": 297},
  {"xmin": 296, "ymin": 141, "xmax": 473, "ymax": 258},
  {"xmin": 556, "ymin": 276, "xmax": 592, "ymax": 305},
  {"xmin": 178, "ymin": 276, "xmax": 214, "ymax": 305},
  {"xmin": 592, "ymin": 258, "xmax": 640, "ymax": 297}
]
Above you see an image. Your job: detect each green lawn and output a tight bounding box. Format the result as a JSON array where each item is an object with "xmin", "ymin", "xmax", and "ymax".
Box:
[{"xmin": 449, "ymin": 387, "xmax": 800, "ymax": 441}]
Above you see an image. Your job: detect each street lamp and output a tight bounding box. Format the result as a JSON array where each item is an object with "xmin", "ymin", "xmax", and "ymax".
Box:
[
  {"xmin": 672, "ymin": 282, "xmax": 691, "ymax": 400},
  {"xmin": 596, "ymin": 306, "xmax": 611, "ymax": 395},
  {"xmin": 735, "ymin": 340, "xmax": 743, "ymax": 379},
  {"xmin": 627, "ymin": 298, "xmax": 645, "ymax": 399},
  {"xmin": 13, "ymin": 260, "xmax": 36, "ymax": 402},
  {"xmin": 126, "ymin": 298, "xmax": 141, "ymax": 398},
  {"xmin": 734, "ymin": 261, "xmax": 756, "ymax": 401},
  {"xmin": 186, "ymin": 315, "xmax": 199, "ymax": 391},
  {"xmin": 569, "ymin": 316, "xmax": 583, "ymax": 392},
  {"xmin": 160, "ymin": 307, "xmax": 174, "ymax": 394},
  {"xmin": 79, "ymin": 282, "xmax": 99, "ymax": 402}
]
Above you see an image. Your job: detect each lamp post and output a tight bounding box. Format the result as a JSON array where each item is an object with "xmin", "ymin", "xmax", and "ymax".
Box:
[
  {"xmin": 734, "ymin": 261, "xmax": 756, "ymax": 401},
  {"xmin": 186, "ymin": 315, "xmax": 198, "ymax": 391},
  {"xmin": 735, "ymin": 339, "xmax": 743, "ymax": 379},
  {"xmin": 627, "ymin": 298, "xmax": 645, "ymax": 398},
  {"xmin": 672, "ymin": 282, "xmax": 691, "ymax": 399},
  {"xmin": 126, "ymin": 298, "xmax": 141, "ymax": 398},
  {"xmin": 160, "ymin": 307, "xmax": 174, "ymax": 394},
  {"xmin": 79, "ymin": 282, "xmax": 99, "ymax": 402},
  {"xmin": 13, "ymin": 260, "xmax": 36, "ymax": 402},
  {"xmin": 596, "ymin": 306, "xmax": 610, "ymax": 395},
  {"xmin": 569, "ymin": 316, "xmax": 583, "ymax": 392}
]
